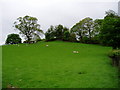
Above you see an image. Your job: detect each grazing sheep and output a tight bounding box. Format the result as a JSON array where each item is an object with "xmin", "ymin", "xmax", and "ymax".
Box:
[
  {"xmin": 73, "ymin": 51, "xmax": 76, "ymax": 53},
  {"xmin": 73, "ymin": 51, "xmax": 79, "ymax": 53},
  {"xmin": 46, "ymin": 45, "xmax": 49, "ymax": 47},
  {"xmin": 76, "ymin": 51, "xmax": 79, "ymax": 53}
]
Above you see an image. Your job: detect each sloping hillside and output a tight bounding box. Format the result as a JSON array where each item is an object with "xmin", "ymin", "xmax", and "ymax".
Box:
[{"xmin": 2, "ymin": 41, "xmax": 119, "ymax": 88}]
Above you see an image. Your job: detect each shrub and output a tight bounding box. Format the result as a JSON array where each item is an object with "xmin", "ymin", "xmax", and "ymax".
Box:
[
  {"xmin": 45, "ymin": 32, "xmax": 56, "ymax": 41},
  {"xmin": 63, "ymin": 31, "xmax": 70, "ymax": 41},
  {"xmin": 23, "ymin": 41, "xmax": 35, "ymax": 44},
  {"xmin": 5, "ymin": 34, "xmax": 22, "ymax": 44},
  {"xmin": 82, "ymin": 37, "xmax": 91, "ymax": 44},
  {"xmin": 36, "ymin": 38, "xmax": 42, "ymax": 42},
  {"xmin": 108, "ymin": 49, "xmax": 120, "ymax": 67},
  {"xmin": 108, "ymin": 50, "xmax": 120, "ymax": 58},
  {"xmin": 100, "ymin": 16, "xmax": 120, "ymax": 49},
  {"xmin": 69, "ymin": 33, "xmax": 77, "ymax": 42}
]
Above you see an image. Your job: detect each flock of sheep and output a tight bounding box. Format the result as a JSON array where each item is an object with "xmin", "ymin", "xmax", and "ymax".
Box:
[{"xmin": 15, "ymin": 44, "xmax": 79, "ymax": 53}]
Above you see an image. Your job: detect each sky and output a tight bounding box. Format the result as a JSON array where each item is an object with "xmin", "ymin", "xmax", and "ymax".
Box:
[{"xmin": 0, "ymin": 0, "xmax": 119, "ymax": 45}]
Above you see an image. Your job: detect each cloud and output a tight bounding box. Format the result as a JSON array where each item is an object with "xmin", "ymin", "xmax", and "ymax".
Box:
[{"xmin": 0, "ymin": 0, "xmax": 118, "ymax": 44}]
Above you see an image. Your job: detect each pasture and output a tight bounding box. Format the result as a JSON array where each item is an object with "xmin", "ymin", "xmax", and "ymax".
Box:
[{"xmin": 2, "ymin": 41, "xmax": 119, "ymax": 88}]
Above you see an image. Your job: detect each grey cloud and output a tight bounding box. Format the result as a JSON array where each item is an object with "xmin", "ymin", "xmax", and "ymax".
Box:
[{"xmin": 0, "ymin": 0, "xmax": 118, "ymax": 44}]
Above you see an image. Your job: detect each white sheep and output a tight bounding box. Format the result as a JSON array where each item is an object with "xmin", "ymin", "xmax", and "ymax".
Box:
[
  {"xmin": 73, "ymin": 51, "xmax": 77, "ymax": 53},
  {"xmin": 46, "ymin": 45, "xmax": 49, "ymax": 47},
  {"xmin": 73, "ymin": 51, "xmax": 79, "ymax": 53}
]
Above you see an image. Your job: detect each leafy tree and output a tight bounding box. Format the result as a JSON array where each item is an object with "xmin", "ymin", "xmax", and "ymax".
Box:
[
  {"xmin": 81, "ymin": 17, "xmax": 94, "ymax": 40},
  {"xmin": 93, "ymin": 19, "xmax": 103, "ymax": 35},
  {"xmin": 69, "ymin": 33, "xmax": 77, "ymax": 42},
  {"xmin": 45, "ymin": 25, "xmax": 56, "ymax": 41},
  {"xmin": 105, "ymin": 10, "xmax": 118, "ymax": 18},
  {"xmin": 62, "ymin": 28, "xmax": 70, "ymax": 41},
  {"xmin": 100, "ymin": 11, "xmax": 120, "ymax": 49},
  {"xmin": 14, "ymin": 15, "xmax": 43, "ymax": 43},
  {"xmin": 90, "ymin": 19, "xmax": 103, "ymax": 44},
  {"xmin": 71, "ymin": 20, "xmax": 87, "ymax": 42},
  {"xmin": 54, "ymin": 24, "xmax": 64, "ymax": 40},
  {"xmin": 71, "ymin": 17, "xmax": 100, "ymax": 43},
  {"xmin": 45, "ymin": 25, "xmax": 72, "ymax": 41},
  {"xmin": 6, "ymin": 34, "xmax": 22, "ymax": 44}
]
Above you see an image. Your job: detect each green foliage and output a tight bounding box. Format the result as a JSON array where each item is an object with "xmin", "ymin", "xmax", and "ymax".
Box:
[
  {"xmin": 5, "ymin": 34, "xmax": 21, "ymax": 44},
  {"xmin": 54, "ymin": 24, "xmax": 64, "ymax": 40},
  {"xmin": 81, "ymin": 17, "xmax": 94, "ymax": 39},
  {"xmin": 105, "ymin": 10, "xmax": 118, "ymax": 18},
  {"xmin": 69, "ymin": 33, "xmax": 77, "ymax": 42},
  {"xmin": 63, "ymin": 30, "xmax": 70, "ymax": 41},
  {"xmin": 45, "ymin": 25, "xmax": 56, "ymax": 41},
  {"xmin": 91, "ymin": 35, "xmax": 100, "ymax": 44},
  {"xmin": 71, "ymin": 20, "xmax": 86, "ymax": 41},
  {"xmin": 108, "ymin": 50, "xmax": 120, "ymax": 58},
  {"xmin": 71, "ymin": 17, "xmax": 101, "ymax": 44},
  {"xmin": 14, "ymin": 15, "xmax": 43, "ymax": 43},
  {"xmin": 45, "ymin": 25, "xmax": 74, "ymax": 42},
  {"xmin": 82, "ymin": 37, "xmax": 91, "ymax": 44},
  {"xmin": 100, "ymin": 14, "xmax": 120, "ymax": 49}
]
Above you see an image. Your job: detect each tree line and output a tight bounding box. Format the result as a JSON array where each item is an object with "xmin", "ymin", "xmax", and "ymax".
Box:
[{"xmin": 6, "ymin": 10, "xmax": 120, "ymax": 49}]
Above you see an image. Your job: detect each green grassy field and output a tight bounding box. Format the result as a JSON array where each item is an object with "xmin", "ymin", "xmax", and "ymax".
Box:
[{"xmin": 2, "ymin": 41, "xmax": 119, "ymax": 88}]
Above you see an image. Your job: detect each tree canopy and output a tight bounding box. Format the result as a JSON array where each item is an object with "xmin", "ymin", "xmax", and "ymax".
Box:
[
  {"xmin": 71, "ymin": 17, "xmax": 100, "ymax": 43},
  {"xmin": 6, "ymin": 10, "xmax": 119, "ymax": 49},
  {"xmin": 5, "ymin": 34, "xmax": 22, "ymax": 44},
  {"xmin": 14, "ymin": 15, "xmax": 43, "ymax": 43},
  {"xmin": 45, "ymin": 25, "xmax": 75, "ymax": 42},
  {"xmin": 100, "ymin": 13, "xmax": 120, "ymax": 49}
]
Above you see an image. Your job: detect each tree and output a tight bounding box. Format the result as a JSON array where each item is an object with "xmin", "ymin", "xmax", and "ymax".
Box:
[
  {"xmin": 81, "ymin": 17, "xmax": 94, "ymax": 40},
  {"xmin": 5, "ymin": 34, "xmax": 22, "ymax": 44},
  {"xmin": 69, "ymin": 33, "xmax": 77, "ymax": 42},
  {"xmin": 54, "ymin": 24, "xmax": 64, "ymax": 40},
  {"xmin": 45, "ymin": 25, "xmax": 56, "ymax": 41},
  {"xmin": 71, "ymin": 17, "xmax": 99, "ymax": 43},
  {"xmin": 62, "ymin": 28, "xmax": 70, "ymax": 41},
  {"xmin": 14, "ymin": 15, "xmax": 43, "ymax": 43},
  {"xmin": 94, "ymin": 19, "xmax": 103, "ymax": 35},
  {"xmin": 105, "ymin": 10, "xmax": 118, "ymax": 18},
  {"xmin": 45, "ymin": 25, "xmax": 72, "ymax": 41},
  {"xmin": 90, "ymin": 19, "xmax": 103, "ymax": 44},
  {"xmin": 100, "ymin": 10, "xmax": 120, "ymax": 49},
  {"xmin": 71, "ymin": 20, "xmax": 87, "ymax": 42}
]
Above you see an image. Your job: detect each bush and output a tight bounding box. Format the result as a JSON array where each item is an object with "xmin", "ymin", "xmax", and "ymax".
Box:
[
  {"xmin": 45, "ymin": 26, "xmax": 56, "ymax": 41},
  {"xmin": 69, "ymin": 33, "xmax": 77, "ymax": 42},
  {"xmin": 36, "ymin": 38, "xmax": 42, "ymax": 42},
  {"xmin": 23, "ymin": 40, "xmax": 35, "ymax": 44},
  {"xmin": 63, "ymin": 31, "xmax": 70, "ymax": 41},
  {"xmin": 45, "ymin": 32, "xmax": 56, "ymax": 41},
  {"xmin": 81, "ymin": 35, "xmax": 100, "ymax": 44},
  {"xmin": 5, "ymin": 34, "xmax": 22, "ymax": 44},
  {"xmin": 82, "ymin": 37, "xmax": 91, "ymax": 44},
  {"xmin": 100, "ymin": 16, "xmax": 120, "ymax": 49},
  {"xmin": 108, "ymin": 50, "xmax": 120, "ymax": 58},
  {"xmin": 108, "ymin": 49, "xmax": 120, "ymax": 67},
  {"xmin": 90, "ymin": 37, "xmax": 100, "ymax": 44}
]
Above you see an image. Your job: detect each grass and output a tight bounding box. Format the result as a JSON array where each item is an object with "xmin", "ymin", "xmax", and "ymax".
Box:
[{"xmin": 2, "ymin": 41, "xmax": 119, "ymax": 88}]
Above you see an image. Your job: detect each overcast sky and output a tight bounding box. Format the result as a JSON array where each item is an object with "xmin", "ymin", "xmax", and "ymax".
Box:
[{"xmin": 0, "ymin": 0, "xmax": 119, "ymax": 45}]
